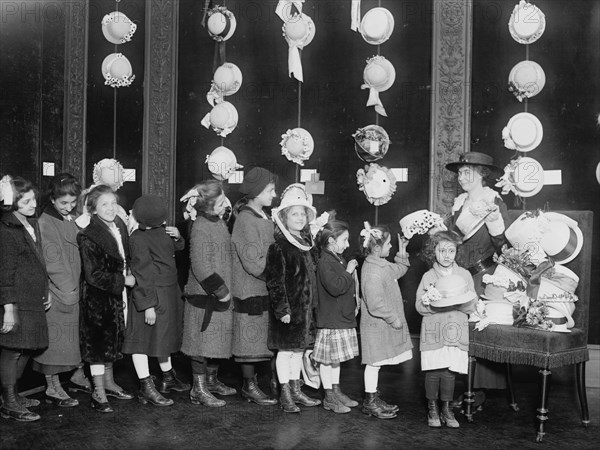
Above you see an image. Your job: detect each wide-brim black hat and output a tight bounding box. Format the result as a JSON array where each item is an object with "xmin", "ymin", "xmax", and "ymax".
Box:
[{"xmin": 445, "ymin": 152, "xmax": 503, "ymax": 179}]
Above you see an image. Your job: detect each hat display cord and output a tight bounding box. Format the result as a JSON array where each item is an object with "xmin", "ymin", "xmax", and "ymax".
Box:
[
  {"xmin": 373, "ymin": 0, "xmax": 382, "ymax": 225},
  {"xmin": 112, "ymin": 0, "xmax": 121, "ymax": 160}
]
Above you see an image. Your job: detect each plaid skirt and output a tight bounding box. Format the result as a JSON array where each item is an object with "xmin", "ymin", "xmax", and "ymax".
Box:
[{"xmin": 312, "ymin": 328, "xmax": 359, "ymax": 365}]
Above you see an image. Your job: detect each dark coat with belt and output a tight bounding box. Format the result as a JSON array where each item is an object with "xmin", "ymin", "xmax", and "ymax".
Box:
[
  {"xmin": 77, "ymin": 214, "xmax": 129, "ymax": 363},
  {"xmin": 266, "ymin": 236, "xmax": 317, "ymax": 350},
  {"xmin": 0, "ymin": 211, "xmax": 49, "ymax": 350}
]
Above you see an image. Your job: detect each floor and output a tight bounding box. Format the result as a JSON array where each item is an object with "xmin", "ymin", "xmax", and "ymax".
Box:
[{"xmin": 1, "ymin": 339, "xmax": 598, "ymax": 449}]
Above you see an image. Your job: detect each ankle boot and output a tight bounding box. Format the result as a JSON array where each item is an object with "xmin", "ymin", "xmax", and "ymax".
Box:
[
  {"xmin": 138, "ymin": 376, "xmax": 174, "ymax": 407},
  {"xmin": 269, "ymin": 375, "xmax": 280, "ymax": 398},
  {"xmin": 159, "ymin": 369, "xmax": 190, "ymax": 394},
  {"xmin": 332, "ymin": 384, "xmax": 358, "ymax": 408},
  {"xmin": 190, "ymin": 374, "xmax": 225, "ymax": 407},
  {"xmin": 279, "ymin": 383, "xmax": 300, "ymax": 413},
  {"xmin": 440, "ymin": 401, "xmax": 460, "ymax": 428},
  {"xmin": 241, "ymin": 375, "xmax": 278, "ymax": 406},
  {"xmin": 375, "ymin": 390, "xmax": 399, "ymax": 413},
  {"xmin": 323, "ymin": 389, "xmax": 350, "ymax": 414},
  {"xmin": 289, "ymin": 379, "xmax": 321, "ymax": 407},
  {"xmin": 361, "ymin": 392, "xmax": 397, "ymax": 419},
  {"xmin": 45, "ymin": 374, "xmax": 79, "ymax": 407},
  {"xmin": 103, "ymin": 363, "xmax": 133, "ymax": 400},
  {"xmin": 427, "ymin": 399, "xmax": 441, "ymax": 427},
  {"xmin": 206, "ymin": 366, "xmax": 236, "ymax": 396},
  {"xmin": 0, "ymin": 386, "xmax": 40, "ymax": 422},
  {"xmin": 90, "ymin": 375, "xmax": 113, "ymax": 413},
  {"xmin": 69, "ymin": 367, "xmax": 92, "ymax": 394},
  {"xmin": 14, "ymin": 382, "xmax": 40, "ymax": 408}
]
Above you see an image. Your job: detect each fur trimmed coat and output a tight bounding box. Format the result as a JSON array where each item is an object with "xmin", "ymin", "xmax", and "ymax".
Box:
[
  {"xmin": 0, "ymin": 212, "xmax": 49, "ymax": 350},
  {"xmin": 266, "ymin": 236, "xmax": 317, "ymax": 350},
  {"xmin": 77, "ymin": 215, "xmax": 129, "ymax": 363}
]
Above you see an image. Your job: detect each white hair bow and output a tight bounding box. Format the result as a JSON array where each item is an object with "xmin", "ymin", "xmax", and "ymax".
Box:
[
  {"xmin": 0, "ymin": 175, "xmax": 14, "ymax": 206},
  {"xmin": 309, "ymin": 211, "xmax": 330, "ymax": 238},
  {"xmin": 180, "ymin": 188, "xmax": 200, "ymax": 221},
  {"xmin": 360, "ymin": 221, "xmax": 382, "ymax": 247}
]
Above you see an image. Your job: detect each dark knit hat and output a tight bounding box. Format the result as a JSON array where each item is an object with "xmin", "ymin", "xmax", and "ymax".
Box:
[
  {"xmin": 239, "ymin": 167, "xmax": 277, "ymax": 198},
  {"xmin": 132, "ymin": 194, "xmax": 167, "ymax": 228}
]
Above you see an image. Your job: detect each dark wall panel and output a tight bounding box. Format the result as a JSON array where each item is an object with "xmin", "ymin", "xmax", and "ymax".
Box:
[{"xmin": 471, "ymin": 0, "xmax": 600, "ymax": 343}]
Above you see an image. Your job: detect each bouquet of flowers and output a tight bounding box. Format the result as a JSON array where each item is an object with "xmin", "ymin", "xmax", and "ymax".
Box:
[
  {"xmin": 514, "ymin": 298, "xmax": 554, "ymax": 331},
  {"xmin": 421, "ymin": 284, "xmax": 442, "ymax": 306}
]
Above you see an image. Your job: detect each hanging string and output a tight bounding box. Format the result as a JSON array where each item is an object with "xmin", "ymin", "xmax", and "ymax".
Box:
[
  {"xmin": 373, "ymin": 0, "xmax": 382, "ymax": 223},
  {"xmin": 112, "ymin": 1, "xmax": 120, "ymax": 159}
]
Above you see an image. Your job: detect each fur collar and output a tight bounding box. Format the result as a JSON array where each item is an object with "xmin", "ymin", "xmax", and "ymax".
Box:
[{"xmin": 80, "ymin": 215, "xmax": 128, "ymax": 261}]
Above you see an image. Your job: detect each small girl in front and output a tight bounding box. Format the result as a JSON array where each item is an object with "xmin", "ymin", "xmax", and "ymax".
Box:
[
  {"xmin": 314, "ymin": 215, "xmax": 360, "ymax": 414},
  {"xmin": 360, "ymin": 223, "xmax": 412, "ymax": 420},
  {"xmin": 416, "ymin": 230, "xmax": 477, "ymax": 428}
]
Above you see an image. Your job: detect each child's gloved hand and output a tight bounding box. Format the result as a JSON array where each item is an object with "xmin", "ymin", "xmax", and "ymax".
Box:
[{"xmin": 280, "ymin": 314, "xmax": 291, "ymax": 324}]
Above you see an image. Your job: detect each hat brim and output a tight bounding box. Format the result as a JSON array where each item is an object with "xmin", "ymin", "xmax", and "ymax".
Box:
[
  {"xmin": 360, "ymin": 7, "xmax": 395, "ymax": 45},
  {"xmin": 505, "ymin": 113, "xmax": 544, "ymax": 153},
  {"xmin": 508, "ymin": 61, "xmax": 546, "ymax": 99},
  {"xmin": 364, "ymin": 59, "xmax": 396, "ymax": 93},
  {"xmin": 445, "ymin": 161, "xmax": 504, "ymax": 180},
  {"xmin": 508, "ymin": 5, "xmax": 546, "ymax": 45},
  {"xmin": 511, "ymin": 157, "xmax": 544, "ymax": 198},
  {"xmin": 433, "ymin": 291, "xmax": 477, "ymax": 308},
  {"xmin": 102, "ymin": 12, "xmax": 133, "ymax": 45},
  {"xmin": 543, "ymin": 212, "xmax": 584, "ymax": 264}
]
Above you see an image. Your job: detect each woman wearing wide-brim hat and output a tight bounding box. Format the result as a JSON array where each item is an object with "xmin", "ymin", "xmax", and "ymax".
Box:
[{"xmin": 445, "ymin": 152, "xmax": 509, "ymax": 395}]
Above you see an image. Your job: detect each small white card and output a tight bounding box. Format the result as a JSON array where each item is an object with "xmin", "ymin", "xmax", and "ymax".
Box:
[
  {"xmin": 42, "ymin": 162, "xmax": 55, "ymax": 177},
  {"xmin": 123, "ymin": 169, "xmax": 136, "ymax": 182},
  {"xmin": 543, "ymin": 170, "xmax": 562, "ymax": 185},
  {"xmin": 300, "ymin": 169, "xmax": 317, "ymax": 182},
  {"xmin": 390, "ymin": 168, "xmax": 408, "ymax": 182},
  {"xmin": 369, "ymin": 141, "xmax": 379, "ymax": 154},
  {"xmin": 227, "ymin": 171, "xmax": 244, "ymax": 184}
]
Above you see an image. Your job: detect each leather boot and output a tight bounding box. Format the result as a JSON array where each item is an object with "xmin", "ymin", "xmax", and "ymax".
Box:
[
  {"xmin": 138, "ymin": 376, "xmax": 174, "ymax": 407},
  {"xmin": 332, "ymin": 384, "xmax": 358, "ymax": 408},
  {"xmin": 323, "ymin": 389, "xmax": 350, "ymax": 414},
  {"xmin": 0, "ymin": 386, "xmax": 40, "ymax": 422},
  {"xmin": 103, "ymin": 363, "xmax": 134, "ymax": 400},
  {"xmin": 15, "ymin": 382, "xmax": 40, "ymax": 407},
  {"xmin": 206, "ymin": 366, "xmax": 236, "ymax": 396},
  {"xmin": 361, "ymin": 392, "xmax": 396, "ymax": 419},
  {"xmin": 159, "ymin": 369, "xmax": 190, "ymax": 394},
  {"xmin": 279, "ymin": 383, "xmax": 300, "ymax": 413},
  {"xmin": 427, "ymin": 399, "xmax": 441, "ymax": 427},
  {"xmin": 289, "ymin": 379, "xmax": 321, "ymax": 407},
  {"xmin": 440, "ymin": 401, "xmax": 460, "ymax": 428},
  {"xmin": 241, "ymin": 375, "xmax": 278, "ymax": 406},
  {"xmin": 91, "ymin": 374, "xmax": 113, "ymax": 413},
  {"xmin": 45, "ymin": 374, "xmax": 79, "ymax": 407},
  {"xmin": 270, "ymin": 375, "xmax": 280, "ymax": 398},
  {"xmin": 190, "ymin": 374, "xmax": 225, "ymax": 407},
  {"xmin": 376, "ymin": 391, "xmax": 399, "ymax": 413}
]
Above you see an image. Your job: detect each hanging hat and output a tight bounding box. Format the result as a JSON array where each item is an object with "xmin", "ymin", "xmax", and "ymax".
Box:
[
  {"xmin": 360, "ymin": 7, "xmax": 394, "ymax": 45},
  {"xmin": 496, "ymin": 156, "xmax": 544, "ymax": 198},
  {"xmin": 239, "ymin": 167, "xmax": 277, "ymax": 198},
  {"xmin": 92, "ymin": 158, "xmax": 125, "ymax": 191},
  {"xmin": 132, "ymin": 195, "xmax": 167, "ymax": 229},
  {"xmin": 205, "ymin": 146, "xmax": 243, "ymax": 181},
  {"xmin": 352, "ymin": 125, "xmax": 390, "ymax": 162},
  {"xmin": 399, "ymin": 210, "xmax": 447, "ymax": 239},
  {"xmin": 102, "ymin": 53, "xmax": 135, "ymax": 88},
  {"xmin": 502, "ymin": 112, "xmax": 543, "ymax": 152},
  {"xmin": 504, "ymin": 210, "xmax": 549, "ymax": 265},
  {"xmin": 508, "ymin": 60, "xmax": 546, "ymax": 102},
  {"xmin": 356, "ymin": 163, "xmax": 397, "ymax": 206},
  {"xmin": 445, "ymin": 152, "xmax": 503, "ymax": 179},
  {"xmin": 428, "ymin": 274, "xmax": 478, "ymax": 307},
  {"xmin": 280, "ymin": 128, "xmax": 314, "ymax": 166},
  {"xmin": 271, "ymin": 183, "xmax": 317, "ymax": 251},
  {"xmin": 361, "ymin": 56, "xmax": 396, "ymax": 117},
  {"xmin": 206, "ymin": 62, "xmax": 243, "ymax": 106},
  {"xmin": 508, "ymin": 0, "xmax": 546, "ymax": 45},
  {"xmin": 539, "ymin": 212, "xmax": 584, "ymax": 264},
  {"xmin": 201, "ymin": 101, "xmax": 238, "ymax": 137},
  {"xmin": 206, "ymin": 6, "xmax": 237, "ymax": 42},
  {"xmin": 102, "ymin": 11, "xmax": 137, "ymax": 44},
  {"xmin": 276, "ymin": 0, "xmax": 305, "ymax": 22},
  {"xmin": 283, "ymin": 13, "xmax": 316, "ymax": 82}
]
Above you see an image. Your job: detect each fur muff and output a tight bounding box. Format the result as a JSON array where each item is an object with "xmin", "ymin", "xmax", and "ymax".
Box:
[
  {"xmin": 77, "ymin": 215, "xmax": 129, "ymax": 363},
  {"xmin": 266, "ymin": 237, "xmax": 316, "ymax": 350}
]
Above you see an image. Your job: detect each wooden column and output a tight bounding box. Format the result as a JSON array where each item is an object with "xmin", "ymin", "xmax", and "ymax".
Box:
[
  {"xmin": 63, "ymin": 0, "xmax": 88, "ymax": 182},
  {"xmin": 428, "ymin": 0, "xmax": 473, "ymax": 214},
  {"xmin": 142, "ymin": 0, "xmax": 179, "ymax": 223}
]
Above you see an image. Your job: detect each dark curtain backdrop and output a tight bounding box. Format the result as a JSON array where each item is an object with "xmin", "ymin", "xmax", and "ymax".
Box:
[{"xmin": 470, "ymin": 0, "xmax": 600, "ymax": 343}]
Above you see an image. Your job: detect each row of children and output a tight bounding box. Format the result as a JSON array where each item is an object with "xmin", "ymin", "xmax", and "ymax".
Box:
[{"xmin": 0, "ymin": 167, "xmax": 476, "ymax": 429}]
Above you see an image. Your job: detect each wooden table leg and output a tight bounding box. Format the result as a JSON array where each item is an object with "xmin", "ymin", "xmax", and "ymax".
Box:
[
  {"xmin": 576, "ymin": 362, "xmax": 590, "ymax": 426},
  {"xmin": 505, "ymin": 363, "xmax": 519, "ymax": 412},
  {"xmin": 536, "ymin": 367, "xmax": 551, "ymax": 442}
]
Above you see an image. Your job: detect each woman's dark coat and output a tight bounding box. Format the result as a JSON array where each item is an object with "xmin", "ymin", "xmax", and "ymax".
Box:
[{"xmin": 77, "ymin": 214, "xmax": 129, "ymax": 363}]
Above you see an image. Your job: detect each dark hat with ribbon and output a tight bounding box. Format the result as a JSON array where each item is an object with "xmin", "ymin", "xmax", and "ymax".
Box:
[{"xmin": 445, "ymin": 152, "xmax": 503, "ymax": 178}]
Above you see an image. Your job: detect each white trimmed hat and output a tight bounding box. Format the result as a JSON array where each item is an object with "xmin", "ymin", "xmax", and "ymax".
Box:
[
  {"xmin": 508, "ymin": 0, "xmax": 546, "ymax": 45},
  {"xmin": 399, "ymin": 210, "xmax": 446, "ymax": 239},
  {"xmin": 280, "ymin": 128, "xmax": 314, "ymax": 166},
  {"xmin": 205, "ymin": 146, "xmax": 243, "ymax": 181},
  {"xmin": 361, "ymin": 56, "xmax": 396, "ymax": 116},
  {"xmin": 102, "ymin": 11, "xmax": 137, "ymax": 44},
  {"xmin": 271, "ymin": 183, "xmax": 317, "ymax": 251},
  {"xmin": 360, "ymin": 7, "xmax": 394, "ymax": 45},
  {"xmin": 353, "ymin": 125, "xmax": 390, "ymax": 162},
  {"xmin": 356, "ymin": 163, "xmax": 397, "ymax": 206},
  {"xmin": 504, "ymin": 211, "xmax": 548, "ymax": 265},
  {"xmin": 431, "ymin": 274, "xmax": 477, "ymax": 307},
  {"xmin": 92, "ymin": 158, "xmax": 125, "ymax": 190},
  {"xmin": 502, "ymin": 112, "xmax": 543, "ymax": 152},
  {"xmin": 201, "ymin": 101, "xmax": 239, "ymax": 137},
  {"xmin": 207, "ymin": 6, "xmax": 237, "ymax": 42},
  {"xmin": 102, "ymin": 53, "xmax": 135, "ymax": 88},
  {"xmin": 539, "ymin": 212, "xmax": 584, "ymax": 264},
  {"xmin": 508, "ymin": 60, "xmax": 546, "ymax": 102},
  {"xmin": 283, "ymin": 13, "xmax": 316, "ymax": 47}
]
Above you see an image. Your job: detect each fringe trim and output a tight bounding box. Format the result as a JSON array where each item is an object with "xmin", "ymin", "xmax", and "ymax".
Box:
[{"xmin": 470, "ymin": 344, "xmax": 589, "ymax": 369}]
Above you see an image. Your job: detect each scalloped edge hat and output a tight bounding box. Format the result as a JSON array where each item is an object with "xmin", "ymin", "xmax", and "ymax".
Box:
[
  {"xmin": 280, "ymin": 128, "xmax": 314, "ymax": 166},
  {"xmin": 102, "ymin": 53, "xmax": 135, "ymax": 88},
  {"xmin": 102, "ymin": 11, "xmax": 137, "ymax": 45}
]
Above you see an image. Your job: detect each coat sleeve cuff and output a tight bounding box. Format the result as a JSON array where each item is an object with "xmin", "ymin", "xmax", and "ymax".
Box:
[{"xmin": 200, "ymin": 273, "xmax": 228, "ymax": 297}]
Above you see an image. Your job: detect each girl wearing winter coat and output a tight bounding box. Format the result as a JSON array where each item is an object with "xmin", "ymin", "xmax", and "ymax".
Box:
[
  {"xmin": 266, "ymin": 184, "xmax": 321, "ymax": 413},
  {"xmin": 122, "ymin": 194, "xmax": 189, "ymax": 407},
  {"xmin": 359, "ymin": 223, "xmax": 413, "ymax": 420},
  {"xmin": 78, "ymin": 185, "xmax": 136, "ymax": 413},
  {"xmin": 0, "ymin": 176, "xmax": 49, "ymax": 422}
]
